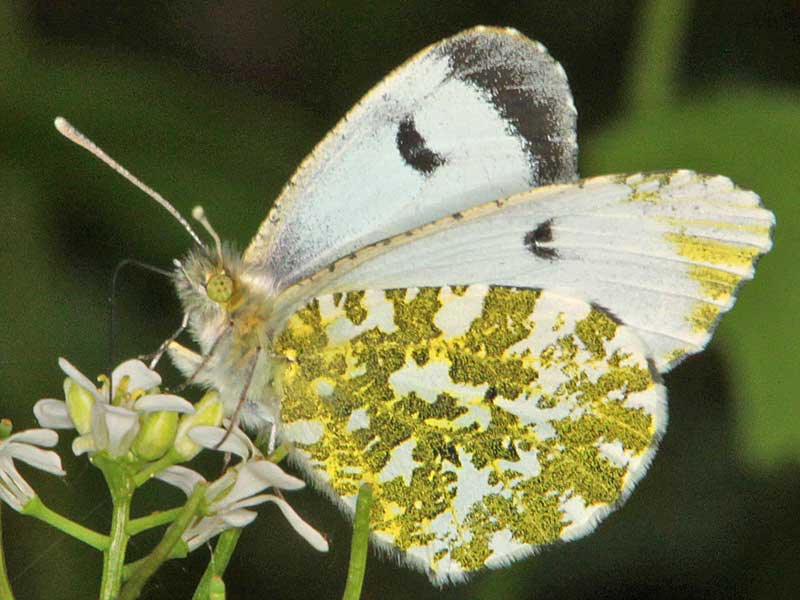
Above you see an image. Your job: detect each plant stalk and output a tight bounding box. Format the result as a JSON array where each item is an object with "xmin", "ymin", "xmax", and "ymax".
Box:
[
  {"xmin": 628, "ymin": 0, "xmax": 692, "ymax": 114},
  {"xmin": 342, "ymin": 484, "xmax": 373, "ymax": 600},
  {"xmin": 22, "ymin": 496, "xmax": 108, "ymax": 550},
  {"xmin": 0, "ymin": 506, "xmax": 16, "ymax": 600},
  {"xmin": 192, "ymin": 528, "xmax": 242, "ymax": 600},
  {"xmin": 119, "ymin": 484, "xmax": 206, "ymax": 600},
  {"xmin": 126, "ymin": 507, "xmax": 183, "ymax": 536},
  {"xmin": 98, "ymin": 463, "xmax": 134, "ymax": 600}
]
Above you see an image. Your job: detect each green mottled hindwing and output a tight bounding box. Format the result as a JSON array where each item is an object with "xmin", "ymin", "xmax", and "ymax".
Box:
[{"xmin": 274, "ymin": 285, "xmax": 666, "ymax": 583}]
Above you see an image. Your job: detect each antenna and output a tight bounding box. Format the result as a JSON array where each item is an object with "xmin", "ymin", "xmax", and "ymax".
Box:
[
  {"xmin": 54, "ymin": 117, "xmax": 205, "ymax": 249},
  {"xmin": 191, "ymin": 206, "xmax": 224, "ymax": 265}
]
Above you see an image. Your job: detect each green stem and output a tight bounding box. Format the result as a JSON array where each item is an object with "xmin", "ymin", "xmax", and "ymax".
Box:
[
  {"xmin": 342, "ymin": 484, "xmax": 373, "ymax": 600},
  {"xmin": 119, "ymin": 484, "xmax": 206, "ymax": 600},
  {"xmin": 98, "ymin": 463, "xmax": 135, "ymax": 600},
  {"xmin": 628, "ymin": 0, "xmax": 692, "ymax": 114},
  {"xmin": 192, "ymin": 528, "xmax": 242, "ymax": 600},
  {"xmin": 126, "ymin": 507, "xmax": 183, "ymax": 536},
  {"xmin": 132, "ymin": 454, "xmax": 176, "ymax": 487},
  {"xmin": 21, "ymin": 496, "xmax": 109, "ymax": 551},
  {"xmin": 122, "ymin": 541, "xmax": 188, "ymax": 581},
  {"xmin": 0, "ymin": 505, "xmax": 16, "ymax": 600}
]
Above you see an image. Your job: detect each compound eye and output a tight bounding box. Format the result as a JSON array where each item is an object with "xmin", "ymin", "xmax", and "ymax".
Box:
[{"xmin": 206, "ymin": 272, "xmax": 234, "ymax": 303}]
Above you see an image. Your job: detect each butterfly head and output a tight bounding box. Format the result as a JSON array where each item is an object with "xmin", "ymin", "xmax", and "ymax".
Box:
[
  {"xmin": 173, "ymin": 225, "xmax": 274, "ymax": 356},
  {"xmin": 174, "ymin": 243, "xmax": 243, "ymax": 322},
  {"xmin": 171, "ymin": 205, "xmax": 252, "ymax": 348}
]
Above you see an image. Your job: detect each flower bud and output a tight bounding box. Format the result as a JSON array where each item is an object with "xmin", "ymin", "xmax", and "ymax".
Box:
[
  {"xmin": 171, "ymin": 391, "xmax": 224, "ymax": 461},
  {"xmin": 133, "ymin": 411, "xmax": 179, "ymax": 461},
  {"xmin": 209, "ymin": 575, "xmax": 226, "ymax": 600},
  {"xmin": 64, "ymin": 378, "xmax": 95, "ymax": 434}
]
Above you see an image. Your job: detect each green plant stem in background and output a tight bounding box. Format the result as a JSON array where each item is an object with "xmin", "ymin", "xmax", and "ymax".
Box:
[
  {"xmin": 0, "ymin": 507, "xmax": 15, "ymax": 600},
  {"xmin": 628, "ymin": 0, "xmax": 691, "ymax": 113},
  {"xmin": 119, "ymin": 483, "xmax": 206, "ymax": 600},
  {"xmin": 21, "ymin": 496, "xmax": 109, "ymax": 550},
  {"xmin": 97, "ymin": 461, "xmax": 135, "ymax": 600},
  {"xmin": 342, "ymin": 484, "xmax": 373, "ymax": 600},
  {"xmin": 193, "ymin": 528, "xmax": 242, "ymax": 600}
]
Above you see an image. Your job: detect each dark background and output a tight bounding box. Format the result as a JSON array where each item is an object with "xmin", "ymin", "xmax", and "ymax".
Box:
[{"xmin": 1, "ymin": 1, "xmax": 799, "ymax": 598}]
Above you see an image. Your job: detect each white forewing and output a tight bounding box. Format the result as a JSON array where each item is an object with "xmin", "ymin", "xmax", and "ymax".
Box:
[
  {"xmin": 244, "ymin": 26, "xmax": 577, "ymax": 291},
  {"xmin": 274, "ymin": 170, "xmax": 774, "ymax": 372}
]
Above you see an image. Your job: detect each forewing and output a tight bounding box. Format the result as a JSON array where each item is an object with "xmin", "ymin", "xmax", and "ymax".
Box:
[
  {"xmin": 281, "ymin": 171, "xmax": 774, "ymax": 371},
  {"xmin": 273, "ymin": 286, "xmax": 665, "ymax": 583},
  {"xmin": 245, "ymin": 26, "xmax": 577, "ymax": 290}
]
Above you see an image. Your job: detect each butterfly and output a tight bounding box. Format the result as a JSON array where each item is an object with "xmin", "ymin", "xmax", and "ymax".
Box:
[{"xmin": 58, "ymin": 26, "xmax": 774, "ymax": 584}]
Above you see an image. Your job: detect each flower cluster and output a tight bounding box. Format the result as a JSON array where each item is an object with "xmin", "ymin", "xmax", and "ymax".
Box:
[
  {"xmin": 3, "ymin": 357, "xmax": 326, "ymax": 555},
  {"xmin": 34, "ymin": 358, "xmax": 206, "ymax": 460}
]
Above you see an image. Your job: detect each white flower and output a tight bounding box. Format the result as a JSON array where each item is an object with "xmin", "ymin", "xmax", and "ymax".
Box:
[
  {"xmin": 0, "ymin": 428, "xmax": 65, "ymax": 511},
  {"xmin": 34, "ymin": 358, "xmax": 195, "ymax": 459},
  {"xmin": 157, "ymin": 425, "xmax": 328, "ymax": 552}
]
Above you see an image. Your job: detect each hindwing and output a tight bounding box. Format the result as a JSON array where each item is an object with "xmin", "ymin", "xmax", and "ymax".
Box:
[{"xmin": 273, "ymin": 286, "xmax": 665, "ymax": 582}]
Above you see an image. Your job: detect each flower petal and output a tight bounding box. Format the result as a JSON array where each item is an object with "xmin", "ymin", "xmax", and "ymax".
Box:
[
  {"xmin": 135, "ymin": 394, "xmax": 195, "ymax": 414},
  {"xmin": 6, "ymin": 429, "xmax": 59, "ymax": 448},
  {"xmin": 156, "ymin": 465, "xmax": 207, "ymax": 497},
  {"xmin": 33, "ymin": 399, "xmax": 74, "ymax": 429},
  {"xmin": 58, "ymin": 357, "xmax": 103, "ymax": 403},
  {"xmin": 214, "ymin": 461, "xmax": 272, "ymax": 508},
  {"xmin": 188, "ymin": 426, "xmax": 252, "ymax": 460},
  {"xmin": 251, "ymin": 460, "xmax": 305, "ymax": 491},
  {"xmin": 5, "ymin": 442, "xmax": 65, "ymax": 476},
  {"xmin": 90, "ymin": 403, "xmax": 109, "ymax": 450},
  {"xmin": 220, "ymin": 508, "xmax": 257, "ymax": 528},
  {"xmin": 0, "ymin": 458, "xmax": 35, "ymax": 511},
  {"xmin": 112, "ymin": 359, "xmax": 161, "ymax": 392},
  {"xmin": 263, "ymin": 495, "xmax": 329, "ymax": 552},
  {"xmin": 97, "ymin": 404, "xmax": 140, "ymax": 458},
  {"xmin": 234, "ymin": 459, "xmax": 305, "ymax": 495},
  {"xmin": 0, "ymin": 487, "xmax": 22, "ymax": 511},
  {"xmin": 183, "ymin": 515, "xmax": 230, "ymax": 551},
  {"xmin": 71, "ymin": 435, "xmax": 95, "ymax": 456}
]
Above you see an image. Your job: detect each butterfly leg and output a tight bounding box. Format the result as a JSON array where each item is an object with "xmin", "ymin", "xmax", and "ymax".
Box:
[
  {"xmin": 143, "ymin": 312, "xmax": 190, "ymax": 369},
  {"xmin": 267, "ymin": 418, "xmax": 277, "ymax": 456},
  {"xmin": 174, "ymin": 323, "xmax": 231, "ymax": 392},
  {"xmin": 215, "ymin": 346, "xmax": 262, "ymax": 452}
]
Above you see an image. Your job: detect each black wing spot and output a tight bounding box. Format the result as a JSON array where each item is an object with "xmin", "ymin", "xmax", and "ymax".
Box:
[
  {"xmin": 396, "ymin": 115, "xmax": 446, "ymax": 175},
  {"xmin": 523, "ymin": 219, "xmax": 558, "ymax": 259}
]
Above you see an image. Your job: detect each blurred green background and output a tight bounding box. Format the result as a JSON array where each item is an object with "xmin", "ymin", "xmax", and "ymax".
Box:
[{"xmin": 1, "ymin": 0, "xmax": 798, "ymax": 598}]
